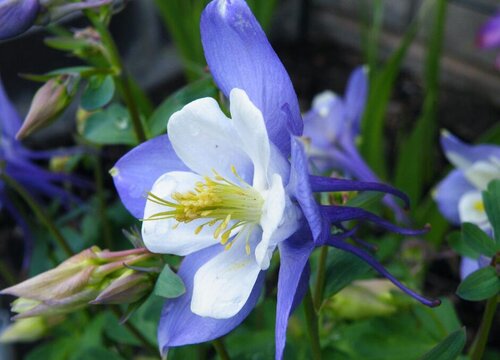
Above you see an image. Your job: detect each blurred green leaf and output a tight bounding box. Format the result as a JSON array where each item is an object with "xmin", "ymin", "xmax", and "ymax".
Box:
[
  {"xmin": 247, "ymin": 0, "xmax": 278, "ymax": 32},
  {"xmin": 148, "ymin": 77, "xmax": 217, "ymax": 136},
  {"xmin": 72, "ymin": 347, "xmax": 125, "ymax": 360},
  {"xmin": 448, "ymin": 231, "xmax": 480, "ymax": 259},
  {"xmin": 323, "ymin": 248, "xmax": 372, "ymax": 300},
  {"xmin": 457, "ymin": 267, "xmax": 500, "ymax": 301},
  {"xmin": 82, "ymin": 103, "xmax": 137, "ymax": 145},
  {"xmin": 420, "ymin": 328, "xmax": 466, "ymax": 360},
  {"xmin": 154, "ymin": 265, "xmax": 186, "ymax": 299},
  {"xmin": 462, "ymin": 223, "xmax": 497, "ymax": 257},
  {"xmin": 345, "ymin": 191, "xmax": 384, "ymax": 210},
  {"xmin": 44, "ymin": 36, "xmax": 91, "ymax": 52},
  {"xmin": 483, "ymin": 179, "xmax": 500, "ymax": 246},
  {"xmin": 81, "ymin": 75, "xmax": 115, "ymax": 111}
]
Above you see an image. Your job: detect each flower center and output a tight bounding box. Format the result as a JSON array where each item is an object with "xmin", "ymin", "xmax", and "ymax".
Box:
[
  {"xmin": 473, "ymin": 200, "xmax": 484, "ymax": 213},
  {"xmin": 145, "ymin": 167, "xmax": 264, "ymax": 250}
]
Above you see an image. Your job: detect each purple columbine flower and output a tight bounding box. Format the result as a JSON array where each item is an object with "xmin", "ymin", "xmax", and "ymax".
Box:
[
  {"xmin": 0, "ymin": 79, "xmax": 86, "ymax": 269},
  {"xmin": 477, "ymin": 11, "xmax": 500, "ymax": 68},
  {"xmin": 302, "ymin": 68, "xmax": 407, "ymax": 222},
  {"xmin": 434, "ymin": 130, "xmax": 500, "ymax": 278},
  {"xmin": 112, "ymin": 1, "xmax": 438, "ymax": 358}
]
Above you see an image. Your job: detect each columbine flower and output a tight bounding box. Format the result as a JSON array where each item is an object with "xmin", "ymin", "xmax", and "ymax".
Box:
[
  {"xmin": 434, "ymin": 130, "xmax": 500, "ymax": 278},
  {"xmin": 0, "ymin": 79, "xmax": 86, "ymax": 269},
  {"xmin": 112, "ymin": 1, "xmax": 438, "ymax": 358},
  {"xmin": 302, "ymin": 67, "xmax": 406, "ymax": 222},
  {"xmin": 0, "ymin": 247, "xmax": 160, "ymax": 319},
  {"xmin": 0, "ymin": 0, "xmax": 112, "ymax": 41},
  {"xmin": 477, "ymin": 11, "xmax": 500, "ymax": 68}
]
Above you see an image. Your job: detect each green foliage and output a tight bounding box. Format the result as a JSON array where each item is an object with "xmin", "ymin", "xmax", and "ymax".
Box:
[
  {"xmin": 462, "ymin": 223, "xmax": 498, "ymax": 257},
  {"xmin": 81, "ymin": 75, "xmax": 115, "ymax": 111},
  {"xmin": 457, "ymin": 267, "xmax": 500, "ymax": 301},
  {"xmin": 483, "ymin": 180, "xmax": 500, "ymax": 246},
  {"xmin": 420, "ymin": 328, "xmax": 466, "ymax": 360},
  {"xmin": 154, "ymin": 265, "xmax": 186, "ymax": 299}
]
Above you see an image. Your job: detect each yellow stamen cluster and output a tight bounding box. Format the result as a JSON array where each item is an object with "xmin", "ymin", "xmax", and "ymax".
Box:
[
  {"xmin": 145, "ymin": 167, "xmax": 263, "ymax": 252},
  {"xmin": 473, "ymin": 200, "xmax": 485, "ymax": 213}
]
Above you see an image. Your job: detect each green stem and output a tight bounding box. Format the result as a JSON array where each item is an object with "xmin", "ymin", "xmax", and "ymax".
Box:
[
  {"xmin": 111, "ymin": 306, "xmax": 158, "ymax": 355},
  {"xmin": 94, "ymin": 153, "xmax": 113, "ymax": 249},
  {"xmin": 1, "ymin": 172, "xmax": 73, "ymax": 257},
  {"xmin": 469, "ymin": 295, "xmax": 499, "ymax": 360},
  {"xmin": 87, "ymin": 13, "xmax": 147, "ymax": 143},
  {"xmin": 313, "ymin": 246, "xmax": 329, "ymax": 310},
  {"xmin": 304, "ymin": 288, "xmax": 322, "ymax": 360},
  {"xmin": 212, "ymin": 338, "xmax": 231, "ymax": 360}
]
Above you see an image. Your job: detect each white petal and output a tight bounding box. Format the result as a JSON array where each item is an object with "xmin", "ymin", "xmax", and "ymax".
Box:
[
  {"xmin": 255, "ymin": 174, "xmax": 302, "ymax": 270},
  {"xmin": 191, "ymin": 227, "xmax": 262, "ymax": 319},
  {"xmin": 168, "ymin": 97, "xmax": 252, "ymax": 183},
  {"xmin": 464, "ymin": 160, "xmax": 500, "ymax": 190},
  {"xmin": 142, "ymin": 171, "xmax": 219, "ymax": 255},
  {"xmin": 229, "ymin": 88, "xmax": 270, "ymax": 191},
  {"xmin": 458, "ymin": 191, "xmax": 488, "ymax": 226},
  {"xmin": 312, "ymin": 90, "xmax": 337, "ymax": 118}
]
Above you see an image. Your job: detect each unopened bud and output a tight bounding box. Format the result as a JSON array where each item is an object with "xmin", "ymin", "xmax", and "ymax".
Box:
[
  {"xmin": 16, "ymin": 75, "xmax": 78, "ymax": 139},
  {"xmin": 0, "ymin": 0, "xmax": 40, "ymax": 40},
  {"xmin": 0, "ymin": 316, "xmax": 63, "ymax": 343},
  {"xmin": 324, "ymin": 279, "xmax": 407, "ymax": 320},
  {"xmin": 1, "ymin": 246, "xmax": 161, "ymax": 319}
]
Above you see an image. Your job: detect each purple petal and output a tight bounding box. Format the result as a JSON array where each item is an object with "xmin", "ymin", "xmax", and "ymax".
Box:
[
  {"xmin": 200, "ymin": 0, "xmax": 302, "ymax": 155},
  {"xmin": 276, "ymin": 229, "xmax": 314, "ymax": 360},
  {"xmin": 477, "ymin": 12, "xmax": 500, "ymax": 49},
  {"xmin": 0, "ymin": 78, "xmax": 22, "ymax": 139},
  {"xmin": 158, "ymin": 245, "xmax": 264, "ymax": 354},
  {"xmin": 321, "ymin": 205, "xmax": 428, "ymax": 236},
  {"xmin": 441, "ymin": 131, "xmax": 500, "ymax": 166},
  {"xmin": 309, "ymin": 175, "xmax": 410, "ymax": 208},
  {"xmin": 344, "ymin": 66, "xmax": 368, "ymax": 134},
  {"xmin": 327, "ymin": 238, "xmax": 440, "ymax": 307},
  {"xmin": 289, "ymin": 137, "xmax": 324, "ymax": 242},
  {"xmin": 0, "ymin": 0, "xmax": 40, "ymax": 40},
  {"xmin": 111, "ymin": 135, "xmax": 188, "ymax": 218},
  {"xmin": 460, "ymin": 257, "xmax": 480, "ymax": 280},
  {"xmin": 434, "ymin": 169, "xmax": 475, "ymax": 225}
]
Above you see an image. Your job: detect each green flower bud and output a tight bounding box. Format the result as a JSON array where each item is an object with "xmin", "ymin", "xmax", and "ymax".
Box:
[{"xmin": 16, "ymin": 74, "xmax": 79, "ymax": 140}]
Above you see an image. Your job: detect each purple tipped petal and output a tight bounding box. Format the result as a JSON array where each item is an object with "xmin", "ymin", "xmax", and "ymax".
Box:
[
  {"xmin": 289, "ymin": 137, "xmax": 324, "ymax": 242},
  {"xmin": 276, "ymin": 229, "xmax": 314, "ymax": 360},
  {"xmin": 111, "ymin": 135, "xmax": 188, "ymax": 218},
  {"xmin": 200, "ymin": 0, "xmax": 302, "ymax": 154},
  {"xmin": 0, "ymin": 78, "xmax": 22, "ymax": 139},
  {"xmin": 158, "ymin": 245, "xmax": 264, "ymax": 354},
  {"xmin": 321, "ymin": 205, "xmax": 428, "ymax": 236},
  {"xmin": 477, "ymin": 12, "xmax": 500, "ymax": 49},
  {"xmin": 309, "ymin": 176, "xmax": 410, "ymax": 208},
  {"xmin": 327, "ymin": 238, "xmax": 440, "ymax": 307},
  {"xmin": 344, "ymin": 66, "xmax": 368, "ymax": 133},
  {"xmin": 434, "ymin": 169, "xmax": 474, "ymax": 225},
  {"xmin": 0, "ymin": 0, "xmax": 40, "ymax": 40},
  {"xmin": 441, "ymin": 131, "xmax": 500, "ymax": 167},
  {"xmin": 460, "ymin": 257, "xmax": 480, "ymax": 280}
]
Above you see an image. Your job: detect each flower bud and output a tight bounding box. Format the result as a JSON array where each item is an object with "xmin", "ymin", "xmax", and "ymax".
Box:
[
  {"xmin": 0, "ymin": 0, "xmax": 40, "ymax": 40},
  {"xmin": 0, "ymin": 247, "xmax": 161, "ymax": 319},
  {"xmin": 16, "ymin": 74, "xmax": 79, "ymax": 140},
  {"xmin": 0, "ymin": 316, "xmax": 63, "ymax": 343},
  {"xmin": 324, "ymin": 279, "xmax": 409, "ymax": 320}
]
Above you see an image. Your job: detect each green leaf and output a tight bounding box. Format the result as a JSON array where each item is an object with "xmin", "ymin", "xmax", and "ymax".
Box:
[
  {"xmin": 81, "ymin": 75, "xmax": 115, "ymax": 111},
  {"xmin": 82, "ymin": 103, "xmax": 137, "ymax": 145},
  {"xmin": 44, "ymin": 36, "xmax": 92, "ymax": 52},
  {"xmin": 154, "ymin": 265, "xmax": 186, "ymax": 299},
  {"xmin": 457, "ymin": 267, "xmax": 500, "ymax": 301},
  {"xmin": 447, "ymin": 231, "xmax": 480, "ymax": 259},
  {"xmin": 71, "ymin": 346, "xmax": 125, "ymax": 360},
  {"xmin": 148, "ymin": 77, "xmax": 217, "ymax": 136},
  {"xmin": 483, "ymin": 179, "xmax": 500, "ymax": 246},
  {"xmin": 462, "ymin": 222, "xmax": 497, "ymax": 257},
  {"xmin": 323, "ymin": 248, "xmax": 372, "ymax": 299},
  {"xmin": 345, "ymin": 191, "xmax": 384, "ymax": 210},
  {"xmin": 420, "ymin": 328, "xmax": 466, "ymax": 360}
]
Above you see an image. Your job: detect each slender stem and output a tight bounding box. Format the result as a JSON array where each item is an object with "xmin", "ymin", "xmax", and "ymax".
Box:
[
  {"xmin": 314, "ymin": 246, "xmax": 329, "ymax": 310},
  {"xmin": 304, "ymin": 288, "xmax": 322, "ymax": 360},
  {"xmin": 111, "ymin": 306, "xmax": 158, "ymax": 355},
  {"xmin": 87, "ymin": 13, "xmax": 147, "ymax": 143},
  {"xmin": 94, "ymin": 153, "xmax": 113, "ymax": 249},
  {"xmin": 212, "ymin": 338, "xmax": 231, "ymax": 360},
  {"xmin": 1, "ymin": 173, "xmax": 73, "ymax": 257},
  {"xmin": 469, "ymin": 295, "xmax": 499, "ymax": 360}
]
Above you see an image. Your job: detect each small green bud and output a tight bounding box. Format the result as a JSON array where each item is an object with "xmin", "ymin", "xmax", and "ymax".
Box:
[{"xmin": 16, "ymin": 74, "xmax": 79, "ymax": 140}]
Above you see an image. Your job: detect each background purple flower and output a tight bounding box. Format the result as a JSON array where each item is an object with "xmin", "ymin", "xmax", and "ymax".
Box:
[{"xmin": 477, "ymin": 11, "xmax": 500, "ymax": 68}]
